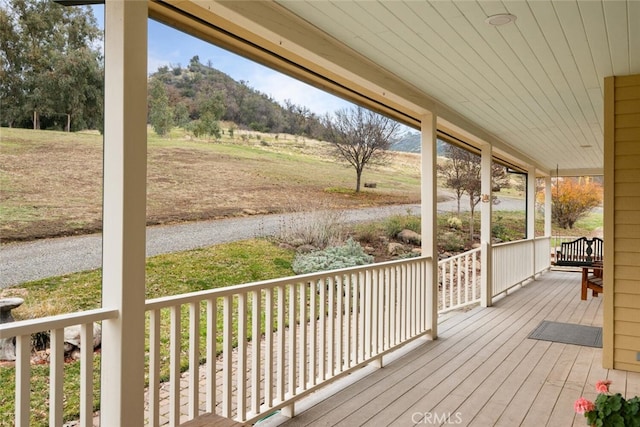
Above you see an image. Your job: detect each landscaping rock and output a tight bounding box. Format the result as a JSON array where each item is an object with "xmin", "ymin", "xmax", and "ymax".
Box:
[
  {"xmin": 296, "ymin": 244, "xmax": 317, "ymax": 254},
  {"xmin": 63, "ymin": 323, "xmax": 102, "ymax": 353},
  {"xmin": 388, "ymin": 242, "xmax": 406, "ymax": 255},
  {"xmin": 397, "ymin": 229, "xmax": 421, "ymax": 245}
]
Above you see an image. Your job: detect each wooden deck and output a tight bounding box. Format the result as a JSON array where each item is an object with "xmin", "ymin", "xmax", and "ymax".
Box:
[{"xmin": 266, "ymin": 270, "xmax": 640, "ymax": 427}]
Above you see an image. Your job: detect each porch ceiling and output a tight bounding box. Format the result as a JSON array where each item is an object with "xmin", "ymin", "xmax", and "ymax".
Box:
[{"xmin": 153, "ymin": 1, "xmax": 639, "ymax": 176}]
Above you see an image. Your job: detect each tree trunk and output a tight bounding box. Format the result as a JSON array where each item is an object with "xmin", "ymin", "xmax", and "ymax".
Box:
[
  {"xmin": 356, "ymin": 170, "xmax": 362, "ymax": 192},
  {"xmin": 66, "ymin": 114, "xmax": 71, "ymax": 132}
]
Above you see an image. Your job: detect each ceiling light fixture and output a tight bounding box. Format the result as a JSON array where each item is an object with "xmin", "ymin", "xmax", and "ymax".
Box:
[{"xmin": 485, "ymin": 13, "xmax": 517, "ymax": 26}]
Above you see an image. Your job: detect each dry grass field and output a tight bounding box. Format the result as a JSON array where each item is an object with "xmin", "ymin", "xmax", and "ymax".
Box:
[{"xmin": 0, "ymin": 126, "xmax": 421, "ymax": 242}]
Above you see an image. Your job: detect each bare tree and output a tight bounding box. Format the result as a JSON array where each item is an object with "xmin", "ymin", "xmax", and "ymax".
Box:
[
  {"xmin": 323, "ymin": 106, "xmax": 400, "ymax": 192},
  {"xmin": 438, "ymin": 143, "xmax": 509, "ymax": 241}
]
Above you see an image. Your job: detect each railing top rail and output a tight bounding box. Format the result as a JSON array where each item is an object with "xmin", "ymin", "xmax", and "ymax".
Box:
[
  {"xmin": 438, "ymin": 247, "xmax": 481, "ymax": 262},
  {"xmin": 492, "ymin": 238, "xmax": 535, "ymax": 249},
  {"xmin": 146, "ymin": 256, "xmax": 432, "ymax": 311},
  {"xmin": 0, "ymin": 307, "xmax": 118, "ymax": 339}
]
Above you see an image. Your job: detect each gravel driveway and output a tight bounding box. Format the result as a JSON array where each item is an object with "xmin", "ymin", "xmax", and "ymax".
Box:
[
  {"xmin": 0, "ymin": 204, "xmax": 421, "ymax": 288},
  {"xmin": 1, "ymin": 194, "xmax": 528, "ymax": 288}
]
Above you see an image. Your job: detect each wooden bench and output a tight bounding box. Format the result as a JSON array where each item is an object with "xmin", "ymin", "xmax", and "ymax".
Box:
[
  {"xmin": 581, "ymin": 263, "xmax": 603, "ymax": 300},
  {"xmin": 180, "ymin": 413, "xmax": 247, "ymax": 427},
  {"xmin": 556, "ymin": 237, "xmax": 603, "ymax": 267}
]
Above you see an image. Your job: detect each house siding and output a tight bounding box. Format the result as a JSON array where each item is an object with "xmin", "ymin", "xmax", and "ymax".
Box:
[{"xmin": 605, "ymin": 74, "xmax": 640, "ymax": 372}]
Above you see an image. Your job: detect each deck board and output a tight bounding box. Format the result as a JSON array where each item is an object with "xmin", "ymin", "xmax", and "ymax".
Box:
[{"xmin": 268, "ymin": 270, "xmax": 630, "ymax": 427}]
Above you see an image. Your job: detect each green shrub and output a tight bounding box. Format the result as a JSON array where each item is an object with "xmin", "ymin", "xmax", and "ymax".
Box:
[
  {"xmin": 438, "ymin": 231, "xmax": 465, "ymax": 252},
  {"xmin": 383, "ymin": 213, "xmax": 420, "ymax": 238},
  {"xmin": 353, "ymin": 222, "xmax": 383, "ymax": 244},
  {"xmin": 447, "ymin": 216, "xmax": 462, "ymax": 229},
  {"xmin": 292, "ymin": 238, "xmax": 373, "ymax": 274}
]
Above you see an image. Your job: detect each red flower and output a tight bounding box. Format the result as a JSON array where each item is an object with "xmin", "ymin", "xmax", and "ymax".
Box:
[
  {"xmin": 574, "ymin": 397, "xmax": 595, "ymax": 414},
  {"xmin": 595, "ymin": 380, "xmax": 612, "ymax": 393}
]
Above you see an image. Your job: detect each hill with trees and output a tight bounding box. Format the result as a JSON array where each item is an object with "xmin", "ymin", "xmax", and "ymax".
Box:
[
  {"xmin": 147, "ymin": 56, "xmax": 327, "ymax": 139},
  {"xmin": 0, "ymin": 0, "xmax": 327, "ymax": 139}
]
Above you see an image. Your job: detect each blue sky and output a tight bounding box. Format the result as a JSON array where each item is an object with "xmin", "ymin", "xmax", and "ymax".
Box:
[{"xmin": 92, "ymin": 6, "xmax": 350, "ymax": 116}]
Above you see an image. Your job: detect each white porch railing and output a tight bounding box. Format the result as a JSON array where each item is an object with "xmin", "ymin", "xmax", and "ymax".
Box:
[
  {"xmin": 0, "ymin": 308, "xmax": 118, "ymax": 427},
  {"xmin": 492, "ymin": 239, "xmax": 533, "ymax": 296},
  {"xmin": 534, "ymin": 236, "xmax": 552, "ymax": 275},
  {"xmin": 437, "ymin": 247, "xmax": 481, "ymax": 314},
  {"xmin": 0, "ymin": 242, "xmax": 553, "ymax": 426},
  {"xmin": 143, "ymin": 256, "xmax": 432, "ymax": 425},
  {"xmin": 492, "ymin": 237, "xmax": 551, "ymax": 298}
]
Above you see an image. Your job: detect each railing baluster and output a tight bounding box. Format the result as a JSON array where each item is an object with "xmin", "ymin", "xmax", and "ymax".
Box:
[
  {"xmin": 457, "ymin": 256, "xmax": 462, "ymax": 307},
  {"xmin": 410, "ymin": 263, "xmax": 417, "ymax": 336},
  {"xmin": 342, "ymin": 274, "xmax": 350, "ymax": 371},
  {"xmin": 288, "ymin": 284, "xmax": 297, "ymax": 398},
  {"xmin": 448, "ymin": 258, "xmax": 454, "ymax": 310},
  {"xmin": 371, "ymin": 268, "xmax": 379, "ymax": 356},
  {"xmin": 148, "ymin": 309, "xmax": 161, "ymax": 426},
  {"xmin": 400, "ymin": 265, "xmax": 406, "ymax": 340},
  {"xmin": 463, "ymin": 253, "xmax": 469, "ymax": 303},
  {"xmin": 206, "ymin": 299, "xmax": 217, "ymax": 414},
  {"xmin": 276, "ymin": 286, "xmax": 285, "ymax": 403},
  {"xmin": 440, "ymin": 262, "xmax": 445, "ymax": 312},
  {"xmin": 319, "ymin": 278, "xmax": 327, "ymax": 381},
  {"xmin": 222, "ymin": 296, "xmax": 232, "ymax": 417},
  {"xmin": 298, "ymin": 282, "xmax": 307, "ymax": 390},
  {"xmin": 385, "ymin": 267, "xmax": 391, "ymax": 351},
  {"xmin": 189, "ymin": 302, "xmax": 200, "ymax": 419},
  {"xmin": 251, "ymin": 290, "xmax": 262, "ymax": 416},
  {"xmin": 264, "ymin": 289, "xmax": 273, "ymax": 407},
  {"xmin": 331, "ymin": 275, "xmax": 338, "ymax": 376},
  {"xmin": 377, "ymin": 268, "xmax": 385, "ymax": 354},
  {"xmin": 355, "ymin": 271, "xmax": 367, "ymax": 363},
  {"xmin": 15, "ymin": 335, "xmax": 30, "ymax": 427},
  {"xmin": 50, "ymin": 328, "xmax": 64, "ymax": 427},
  {"xmin": 237, "ymin": 293, "xmax": 247, "ymax": 420},
  {"xmin": 169, "ymin": 305, "xmax": 181, "ymax": 426},
  {"xmin": 309, "ymin": 280, "xmax": 317, "ymax": 386},
  {"xmin": 80, "ymin": 323, "xmax": 94, "ymax": 427},
  {"xmin": 389, "ymin": 266, "xmax": 397, "ymax": 346}
]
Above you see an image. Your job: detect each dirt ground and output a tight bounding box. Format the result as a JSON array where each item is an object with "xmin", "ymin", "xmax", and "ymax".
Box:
[{"xmin": 0, "ymin": 129, "xmax": 421, "ymax": 242}]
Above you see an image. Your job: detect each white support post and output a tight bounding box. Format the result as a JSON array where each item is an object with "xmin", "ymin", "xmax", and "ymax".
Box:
[
  {"xmin": 421, "ymin": 112, "xmax": 438, "ymax": 339},
  {"xmin": 544, "ymin": 176, "xmax": 552, "ymax": 238},
  {"xmin": 100, "ymin": 1, "xmax": 148, "ymax": 425},
  {"xmin": 545, "ymin": 175, "xmax": 553, "ymax": 267},
  {"xmin": 527, "ymin": 165, "xmax": 536, "ymax": 240},
  {"xmin": 527, "ymin": 166, "xmax": 537, "ymax": 277},
  {"xmin": 480, "ymin": 144, "xmax": 493, "ymax": 307}
]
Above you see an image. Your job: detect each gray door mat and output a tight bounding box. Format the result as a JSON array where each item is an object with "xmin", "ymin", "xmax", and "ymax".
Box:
[{"xmin": 528, "ymin": 320, "xmax": 602, "ymax": 348}]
